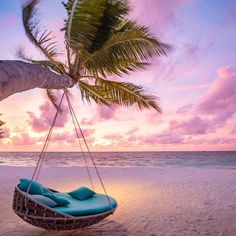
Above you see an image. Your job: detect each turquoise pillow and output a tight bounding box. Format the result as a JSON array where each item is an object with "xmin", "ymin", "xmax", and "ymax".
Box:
[
  {"xmin": 43, "ymin": 192, "xmax": 70, "ymax": 206},
  {"xmin": 30, "ymin": 194, "xmax": 58, "ymax": 208},
  {"xmin": 42, "ymin": 187, "xmax": 52, "ymax": 194},
  {"xmin": 68, "ymin": 186, "xmax": 95, "ymax": 200},
  {"xmin": 19, "ymin": 178, "xmax": 43, "ymax": 195}
]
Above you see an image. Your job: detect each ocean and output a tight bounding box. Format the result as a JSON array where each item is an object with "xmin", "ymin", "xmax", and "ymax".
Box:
[{"xmin": 0, "ymin": 151, "xmax": 236, "ymax": 168}]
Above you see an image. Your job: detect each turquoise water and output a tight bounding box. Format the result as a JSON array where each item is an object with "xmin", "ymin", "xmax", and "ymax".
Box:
[{"xmin": 0, "ymin": 151, "xmax": 236, "ymax": 168}]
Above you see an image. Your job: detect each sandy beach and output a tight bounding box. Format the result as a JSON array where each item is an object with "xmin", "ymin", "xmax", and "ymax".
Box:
[{"xmin": 0, "ymin": 166, "xmax": 235, "ymax": 236}]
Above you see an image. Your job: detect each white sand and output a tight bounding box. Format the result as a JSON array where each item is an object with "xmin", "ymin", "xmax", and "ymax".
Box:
[{"xmin": 0, "ymin": 166, "xmax": 236, "ymax": 236}]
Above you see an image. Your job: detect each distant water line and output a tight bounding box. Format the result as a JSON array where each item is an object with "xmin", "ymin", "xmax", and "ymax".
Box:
[{"xmin": 0, "ymin": 151, "xmax": 236, "ymax": 169}]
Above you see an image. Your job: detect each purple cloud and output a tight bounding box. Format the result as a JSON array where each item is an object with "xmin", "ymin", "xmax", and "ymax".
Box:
[
  {"xmin": 12, "ymin": 133, "xmax": 36, "ymax": 146},
  {"xmin": 198, "ymin": 66, "xmax": 236, "ymax": 123},
  {"xmin": 168, "ymin": 116, "xmax": 210, "ymax": 135},
  {"xmin": 27, "ymin": 94, "xmax": 69, "ymax": 132}
]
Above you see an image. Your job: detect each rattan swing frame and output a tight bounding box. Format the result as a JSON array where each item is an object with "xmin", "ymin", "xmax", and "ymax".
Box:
[
  {"xmin": 13, "ymin": 186, "xmax": 116, "ymax": 230},
  {"xmin": 12, "ymin": 91, "xmax": 117, "ymax": 230}
]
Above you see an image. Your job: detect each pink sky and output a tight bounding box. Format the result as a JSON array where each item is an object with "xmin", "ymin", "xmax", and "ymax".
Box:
[{"xmin": 0, "ymin": 0, "xmax": 236, "ymax": 151}]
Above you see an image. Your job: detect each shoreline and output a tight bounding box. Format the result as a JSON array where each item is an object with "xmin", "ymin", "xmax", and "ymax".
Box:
[
  {"xmin": 1, "ymin": 150, "xmax": 236, "ymax": 153},
  {"xmin": 0, "ymin": 166, "xmax": 236, "ymax": 235}
]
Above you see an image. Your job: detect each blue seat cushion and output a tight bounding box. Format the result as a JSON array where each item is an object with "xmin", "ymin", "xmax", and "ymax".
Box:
[
  {"xmin": 54, "ymin": 193, "xmax": 117, "ymax": 216},
  {"xmin": 18, "ymin": 179, "xmax": 117, "ymax": 216},
  {"xmin": 42, "ymin": 189, "xmax": 70, "ymax": 206},
  {"xmin": 29, "ymin": 194, "xmax": 58, "ymax": 207},
  {"xmin": 18, "ymin": 178, "xmax": 43, "ymax": 195},
  {"xmin": 18, "ymin": 179, "xmax": 69, "ymax": 206},
  {"xmin": 68, "ymin": 186, "xmax": 95, "ymax": 200}
]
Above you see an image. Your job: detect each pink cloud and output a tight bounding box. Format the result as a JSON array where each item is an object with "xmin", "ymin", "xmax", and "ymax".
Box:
[
  {"xmin": 125, "ymin": 0, "xmax": 204, "ymax": 84},
  {"xmin": 96, "ymin": 106, "xmax": 117, "ymax": 120},
  {"xmin": 50, "ymin": 130, "xmax": 95, "ymax": 145},
  {"xmin": 12, "ymin": 133, "xmax": 36, "ymax": 146},
  {"xmin": 81, "ymin": 118, "xmax": 94, "ymax": 126},
  {"xmin": 0, "ymin": 128, "xmax": 10, "ymax": 139},
  {"xmin": 126, "ymin": 126, "xmax": 139, "ymax": 135},
  {"xmin": 127, "ymin": 115, "xmax": 213, "ymax": 146},
  {"xmin": 81, "ymin": 106, "xmax": 118, "ymax": 126},
  {"xmin": 198, "ymin": 66, "xmax": 236, "ymax": 122},
  {"xmin": 80, "ymin": 128, "xmax": 95, "ymax": 138},
  {"xmin": 103, "ymin": 133, "xmax": 123, "ymax": 142},
  {"xmin": 176, "ymin": 104, "xmax": 194, "ymax": 114},
  {"xmin": 231, "ymin": 126, "xmax": 236, "ymax": 135},
  {"xmin": 157, "ymin": 134, "xmax": 184, "ymax": 144},
  {"xmin": 158, "ymin": 66, "xmax": 236, "ymax": 141},
  {"xmin": 104, "ymin": 130, "xmax": 184, "ymax": 147},
  {"xmin": 137, "ymin": 133, "xmax": 184, "ymax": 145},
  {"xmin": 199, "ymin": 66, "xmax": 236, "ymax": 113},
  {"xmin": 168, "ymin": 116, "xmax": 210, "ymax": 135},
  {"xmin": 3, "ymin": 128, "xmax": 10, "ymax": 138},
  {"xmin": 129, "ymin": 0, "xmax": 191, "ymax": 36},
  {"xmin": 102, "ymin": 127, "xmax": 139, "ymax": 146},
  {"xmin": 27, "ymin": 94, "xmax": 69, "ymax": 132},
  {"xmin": 124, "ymin": 66, "xmax": 236, "ymax": 148},
  {"xmin": 67, "ymin": 128, "xmax": 95, "ymax": 145},
  {"xmin": 50, "ymin": 132, "xmax": 74, "ymax": 143}
]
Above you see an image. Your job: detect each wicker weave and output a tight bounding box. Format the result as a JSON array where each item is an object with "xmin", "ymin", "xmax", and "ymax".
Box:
[{"xmin": 12, "ymin": 186, "xmax": 116, "ymax": 231}]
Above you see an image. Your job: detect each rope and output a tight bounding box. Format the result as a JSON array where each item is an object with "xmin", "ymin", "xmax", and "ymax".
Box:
[
  {"xmin": 35, "ymin": 122, "xmax": 54, "ymax": 181},
  {"xmin": 35, "ymin": 92, "xmax": 66, "ymax": 181},
  {"xmin": 65, "ymin": 93, "xmax": 112, "ymax": 210},
  {"xmin": 27, "ymin": 91, "xmax": 66, "ymax": 193},
  {"xmin": 27, "ymin": 91, "xmax": 112, "ymax": 211},
  {"xmin": 65, "ymin": 94, "xmax": 94, "ymax": 190}
]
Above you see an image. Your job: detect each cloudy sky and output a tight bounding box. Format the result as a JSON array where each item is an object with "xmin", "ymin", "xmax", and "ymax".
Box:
[{"xmin": 0, "ymin": 0, "xmax": 236, "ymax": 151}]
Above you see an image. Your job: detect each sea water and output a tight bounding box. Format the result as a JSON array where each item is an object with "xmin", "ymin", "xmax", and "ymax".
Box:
[{"xmin": 0, "ymin": 151, "xmax": 236, "ymax": 168}]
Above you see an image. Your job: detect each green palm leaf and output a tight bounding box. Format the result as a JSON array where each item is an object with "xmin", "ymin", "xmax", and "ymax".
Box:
[
  {"xmin": 64, "ymin": 0, "xmax": 129, "ymax": 53},
  {"xmin": 82, "ymin": 21, "xmax": 170, "ymax": 76},
  {"xmin": 18, "ymin": 0, "xmax": 170, "ymax": 114},
  {"xmin": 79, "ymin": 80, "xmax": 115, "ymax": 106},
  {"xmin": 46, "ymin": 89, "xmax": 62, "ymax": 111},
  {"xmin": 22, "ymin": 0, "xmax": 64, "ymax": 73},
  {"xmin": 95, "ymin": 78, "xmax": 161, "ymax": 112},
  {"xmin": 16, "ymin": 48, "xmax": 65, "ymax": 74}
]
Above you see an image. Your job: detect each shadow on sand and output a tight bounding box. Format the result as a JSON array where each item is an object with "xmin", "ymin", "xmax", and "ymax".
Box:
[{"xmin": 2, "ymin": 220, "xmax": 129, "ymax": 236}]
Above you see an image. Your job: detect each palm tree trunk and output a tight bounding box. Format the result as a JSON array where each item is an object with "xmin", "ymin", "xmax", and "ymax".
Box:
[{"xmin": 0, "ymin": 60, "xmax": 75, "ymax": 101}]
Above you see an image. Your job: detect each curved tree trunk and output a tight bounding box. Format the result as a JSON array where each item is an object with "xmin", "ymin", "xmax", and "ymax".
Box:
[{"xmin": 0, "ymin": 60, "xmax": 75, "ymax": 101}]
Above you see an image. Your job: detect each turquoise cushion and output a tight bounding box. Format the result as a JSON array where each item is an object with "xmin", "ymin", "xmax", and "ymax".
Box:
[
  {"xmin": 54, "ymin": 193, "xmax": 117, "ymax": 216},
  {"xmin": 19, "ymin": 178, "xmax": 43, "ymax": 195},
  {"xmin": 68, "ymin": 186, "xmax": 95, "ymax": 200},
  {"xmin": 30, "ymin": 194, "xmax": 58, "ymax": 207},
  {"xmin": 43, "ymin": 192, "xmax": 70, "ymax": 206}
]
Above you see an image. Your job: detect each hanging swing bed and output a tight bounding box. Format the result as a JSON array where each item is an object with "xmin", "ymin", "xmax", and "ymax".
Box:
[{"xmin": 12, "ymin": 92, "xmax": 117, "ymax": 231}]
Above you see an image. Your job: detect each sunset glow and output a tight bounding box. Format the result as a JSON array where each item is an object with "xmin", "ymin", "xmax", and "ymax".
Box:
[{"xmin": 0, "ymin": 0, "xmax": 236, "ymax": 151}]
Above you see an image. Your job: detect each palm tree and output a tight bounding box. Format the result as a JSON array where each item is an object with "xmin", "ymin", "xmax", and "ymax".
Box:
[{"xmin": 0, "ymin": 0, "xmax": 169, "ymax": 111}]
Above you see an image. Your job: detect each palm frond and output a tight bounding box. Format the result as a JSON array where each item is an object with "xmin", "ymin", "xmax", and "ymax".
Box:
[
  {"xmin": 63, "ymin": 0, "xmax": 129, "ymax": 53},
  {"xmin": 66, "ymin": 44, "xmax": 72, "ymax": 72},
  {"xmin": 78, "ymin": 80, "xmax": 115, "ymax": 106},
  {"xmin": 22, "ymin": 0, "xmax": 65, "ymax": 73},
  {"xmin": 81, "ymin": 21, "xmax": 170, "ymax": 76},
  {"xmin": 16, "ymin": 47, "xmax": 33, "ymax": 61},
  {"xmin": 16, "ymin": 47, "xmax": 66, "ymax": 74},
  {"xmin": 95, "ymin": 78, "xmax": 161, "ymax": 112},
  {"xmin": 46, "ymin": 89, "xmax": 62, "ymax": 111}
]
